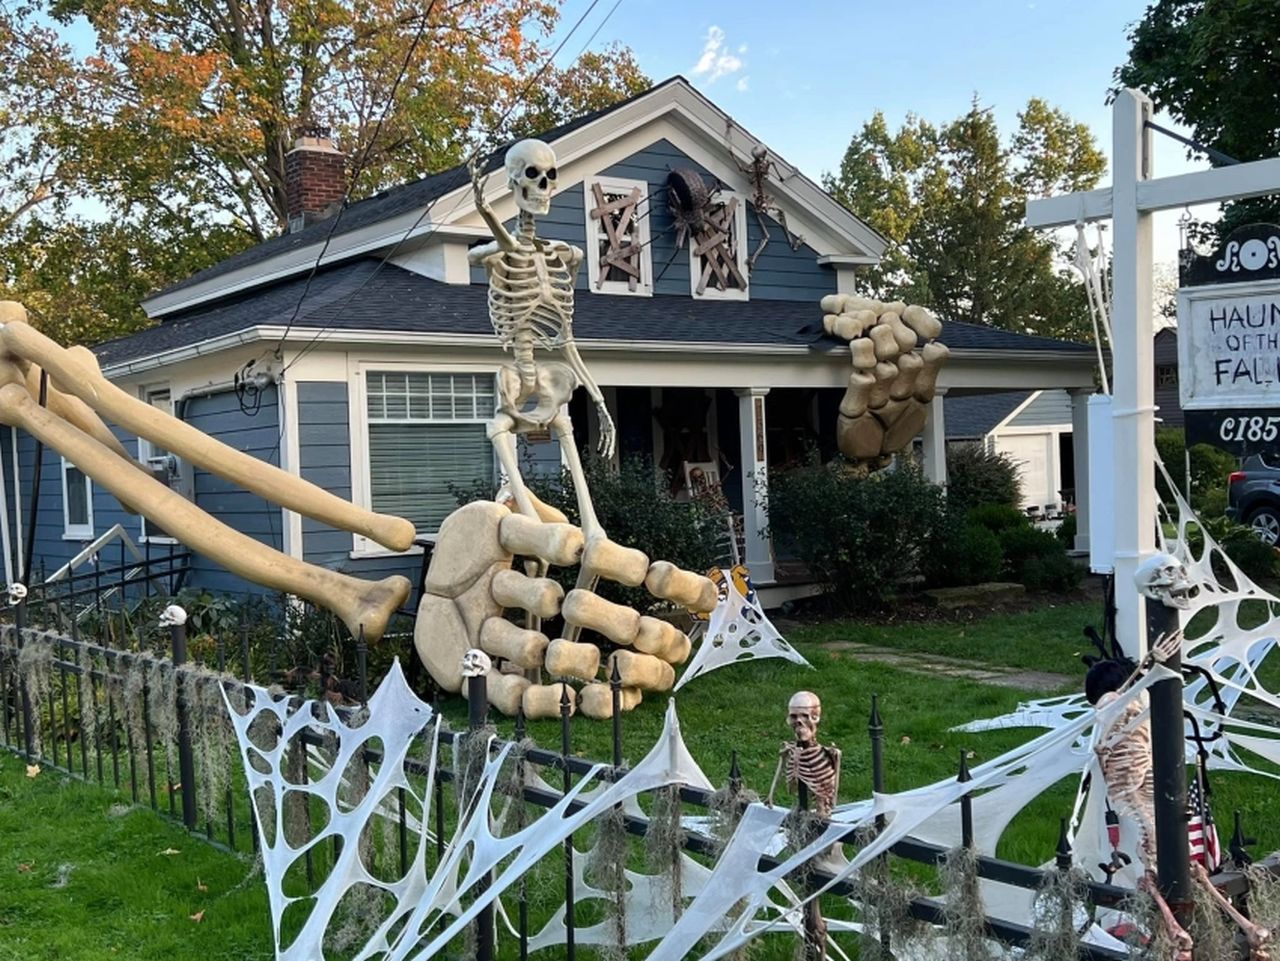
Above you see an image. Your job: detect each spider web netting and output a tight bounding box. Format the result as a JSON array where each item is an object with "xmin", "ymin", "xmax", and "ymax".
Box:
[{"xmin": 676, "ymin": 567, "xmax": 810, "ymax": 692}]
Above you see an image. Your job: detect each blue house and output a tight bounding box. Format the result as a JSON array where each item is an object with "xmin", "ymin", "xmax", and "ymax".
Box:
[{"xmin": 0, "ymin": 77, "xmax": 1098, "ymax": 604}]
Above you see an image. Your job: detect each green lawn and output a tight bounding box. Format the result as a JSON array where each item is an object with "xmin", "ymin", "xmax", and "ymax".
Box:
[{"xmin": 3, "ymin": 600, "xmax": 1278, "ymax": 960}]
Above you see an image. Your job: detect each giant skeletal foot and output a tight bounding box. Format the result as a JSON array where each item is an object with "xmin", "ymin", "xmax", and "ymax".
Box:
[
  {"xmin": 1138, "ymin": 874, "xmax": 1194, "ymax": 961},
  {"xmin": 1191, "ymin": 861, "xmax": 1271, "ymax": 960},
  {"xmin": 415, "ymin": 496, "xmax": 717, "ymax": 719},
  {"xmin": 818, "ymin": 294, "xmax": 950, "ymax": 469}
]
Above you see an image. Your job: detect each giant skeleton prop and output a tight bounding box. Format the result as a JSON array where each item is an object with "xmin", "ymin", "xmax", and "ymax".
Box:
[
  {"xmin": 0, "ymin": 303, "xmax": 413, "ymax": 641},
  {"xmin": 413, "ymin": 141, "xmax": 719, "ymax": 718}
]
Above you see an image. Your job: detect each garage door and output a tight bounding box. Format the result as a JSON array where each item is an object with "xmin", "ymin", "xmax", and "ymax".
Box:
[{"xmin": 993, "ymin": 433, "xmax": 1052, "ymax": 510}]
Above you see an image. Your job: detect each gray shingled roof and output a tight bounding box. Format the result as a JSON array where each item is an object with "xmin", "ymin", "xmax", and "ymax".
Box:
[
  {"xmin": 152, "ymin": 78, "xmax": 686, "ymax": 301},
  {"xmin": 97, "ymin": 258, "xmax": 1095, "ymax": 368},
  {"xmin": 943, "ymin": 391, "xmax": 1034, "ymax": 439}
]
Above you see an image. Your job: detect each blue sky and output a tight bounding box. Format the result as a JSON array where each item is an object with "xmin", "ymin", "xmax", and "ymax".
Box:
[{"xmin": 566, "ymin": 0, "xmax": 1211, "ymax": 266}]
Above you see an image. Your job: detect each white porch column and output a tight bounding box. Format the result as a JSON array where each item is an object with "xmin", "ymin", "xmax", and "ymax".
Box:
[
  {"xmin": 921, "ymin": 389, "xmax": 948, "ymax": 487},
  {"xmin": 1069, "ymin": 389, "xmax": 1092, "ymax": 554},
  {"xmin": 735, "ymin": 388, "xmax": 774, "ymax": 583}
]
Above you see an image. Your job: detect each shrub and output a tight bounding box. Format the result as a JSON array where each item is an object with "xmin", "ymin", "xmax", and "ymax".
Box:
[
  {"xmin": 1185, "ymin": 516, "xmax": 1279, "ymax": 584},
  {"xmin": 967, "ymin": 503, "xmax": 1031, "ymax": 536},
  {"xmin": 998, "ymin": 524, "xmax": 1062, "ymax": 573},
  {"xmin": 453, "ymin": 457, "xmax": 721, "ymax": 613},
  {"xmin": 945, "ymin": 443, "xmax": 1023, "ymax": 511},
  {"xmin": 1056, "ymin": 513, "xmax": 1077, "ymax": 547},
  {"xmin": 1021, "ymin": 551, "xmax": 1083, "ymax": 592},
  {"xmin": 922, "ymin": 517, "xmax": 1004, "ymax": 588},
  {"xmin": 767, "ymin": 460, "xmax": 949, "ymax": 610},
  {"xmin": 1154, "ymin": 427, "xmax": 1237, "ymax": 517}
]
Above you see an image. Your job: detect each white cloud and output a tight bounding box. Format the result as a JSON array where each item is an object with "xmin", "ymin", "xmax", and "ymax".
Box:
[
  {"xmin": 736, "ymin": 76, "xmax": 750, "ymax": 92},
  {"xmin": 691, "ymin": 26, "xmax": 745, "ymax": 84}
]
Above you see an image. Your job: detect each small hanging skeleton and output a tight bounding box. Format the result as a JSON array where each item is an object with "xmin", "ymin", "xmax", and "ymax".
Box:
[
  {"xmin": 736, "ymin": 145, "xmax": 805, "ymax": 269},
  {"xmin": 1088, "ymin": 553, "xmax": 1270, "ymax": 961},
  {"xmin": 767, "ymin": 691, "xmax": 841, "ymax": 818}
]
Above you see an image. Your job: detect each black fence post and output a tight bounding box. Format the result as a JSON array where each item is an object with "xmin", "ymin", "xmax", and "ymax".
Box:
[
  {"xmin": 868, "ymin": 694, "xmax": 891, "ymax": 957},
  {"xmin": 356, "ymin": 625, "xmax": 368, "ymax": 704},
  {"xmin": 467, "ymin": 667, "xmax": 494, "ymax": 961},
  {"xmin": 958, "ymin": 750, "xmax": 974, "ymax": 849},
  {"xmin": 168, "ymin": 608, "xmax": 198, "ymax": 831},
  {"xmin": 515, "ymin": 704, "xmax": 529, "ymax": 961},
  {"xmin": 14, "ymin": 591, "xmax": 35, "ymax": 762},
  {"xmin": 560, "ymin": 684, "xmax": 576, "ymax": 961},
  {"xmin": 1145, "ymin": 594, "xmax": 1193, "ymax": 922},
  {"xmin": 1055, "ymin": 817, "xmax": 1073, "ymax": 871}
]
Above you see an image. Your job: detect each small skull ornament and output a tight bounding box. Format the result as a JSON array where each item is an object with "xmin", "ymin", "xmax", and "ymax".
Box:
[
  {"xmin": 504, "ymin": 139, "xmax": 557, "ymax": 216},
  {"xmin": 460, "ymin": 648, "xmax": 492, "ymax": 678},
  {"xmin": 788, "ymin": 690, "xmax": 822, "ymax": 745},
  {"xmin": 1134, "ymin": 552, "xmax": 1198, "ymax": 610}
]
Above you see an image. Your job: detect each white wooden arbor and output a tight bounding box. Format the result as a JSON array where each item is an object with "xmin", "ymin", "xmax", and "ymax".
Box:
[{"xmin": 1027, "ymin": 89, "xmax": 1280, "ymax": 657}]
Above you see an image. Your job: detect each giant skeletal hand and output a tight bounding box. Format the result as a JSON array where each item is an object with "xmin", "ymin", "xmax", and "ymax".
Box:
[
  {"xmin": 818, "ymin": 294, "xmax": 949, "ymax": 470},
  {"xmin": 415, "ymin": 494, "xmax": 716, "ymax": 718},
  {"xmin": 0, "ymin": 302, "xmax": 414, "ymax": 641}
]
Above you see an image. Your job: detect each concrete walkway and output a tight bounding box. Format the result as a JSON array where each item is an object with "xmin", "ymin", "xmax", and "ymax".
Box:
[{"xmin": 818, "ymin": 640, "xmax": 1074, "ymax": 693}]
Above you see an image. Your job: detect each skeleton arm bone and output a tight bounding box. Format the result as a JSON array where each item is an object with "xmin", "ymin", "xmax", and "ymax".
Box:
[
  {"xmin": 766, "ymin": 745, "xmax": 788, "ymax": 808},
  {"xmin": 560, "ymin": 338, "xmax": 616, "ymax": 459},
  {"xmin": 469, "ymin": 156, "xmax": 518, "ymax": 254}
]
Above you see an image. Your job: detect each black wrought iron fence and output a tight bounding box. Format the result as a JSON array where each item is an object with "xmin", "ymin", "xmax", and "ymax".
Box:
[{"xmin": 2, "ymin": 607, "xmax": 1274, "ymax": 961}]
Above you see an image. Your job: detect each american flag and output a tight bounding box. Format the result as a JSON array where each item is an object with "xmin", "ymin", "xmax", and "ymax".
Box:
[{"xmin": 1188, "ymin": 779, "xmax": 1221, "ymax": 870}]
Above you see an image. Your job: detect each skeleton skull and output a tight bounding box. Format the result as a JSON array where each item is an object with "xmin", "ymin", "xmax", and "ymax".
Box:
[
  {"xmin": 788, "ymin": 690, "xmax": 822, "ymax": 745},
  {"xmin": 460, "ymin": 648, "xmax": 492, "ymax": 678},
  {"xmin": 1134, "ymin": 552, "xmax": 1199, "ymax": 610},
  {"xmin": 505, "ymin": 139, "xmax": 557, "ymax": 216}
]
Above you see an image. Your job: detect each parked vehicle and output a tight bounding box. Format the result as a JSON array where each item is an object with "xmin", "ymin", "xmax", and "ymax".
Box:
[{"xmin": 1228, "ymin": 455, "xmax": 1280, "ymax": 546}]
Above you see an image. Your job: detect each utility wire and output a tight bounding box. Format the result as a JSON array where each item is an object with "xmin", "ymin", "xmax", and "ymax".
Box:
[{"xmin": 280, "ymin": 0, "xmax": 614, "ymax": 373}]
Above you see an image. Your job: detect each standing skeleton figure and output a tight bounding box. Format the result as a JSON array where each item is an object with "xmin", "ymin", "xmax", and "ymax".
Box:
[
  {"xmin": 1090, "ymin": 553, "xmax": 1270, "ymax": 961},
  {"xmin": 768, "ymin": 691, "xmax": 841, "ymax": 818},
  {"xmin": 469, "ymin": 140, "xmax": 614, "ymax": 543}
]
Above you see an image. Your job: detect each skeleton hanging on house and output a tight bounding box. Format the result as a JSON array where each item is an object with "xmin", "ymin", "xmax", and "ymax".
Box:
[
  {"xmin": 737, "ymin": 145, "xmax": 805, "ymax": 269},
  {"xmin": 1087, "ymin": 554, "xmax": 1271, "ymax": 961},
  {"xmin": 767, "ymin": 690, "xmax": 841, "ymax": 818}
]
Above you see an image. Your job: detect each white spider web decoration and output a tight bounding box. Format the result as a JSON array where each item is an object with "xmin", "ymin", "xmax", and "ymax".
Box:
[{"xmin": 676, "ymin": 568, "xmax": 810, "ymax": 691}]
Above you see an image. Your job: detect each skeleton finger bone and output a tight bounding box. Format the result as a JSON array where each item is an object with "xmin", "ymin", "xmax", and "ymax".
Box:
[
  {"xmin": 479, "ymin": 617, "xmax": 550, "ymax": 669},
  {"xmin": 822, "ymin": 313, "xmax": 839, "ymax": 336},
  {"xmin": 840, "ymin": 371, "xmax": 875, "ymax": 420},
  {"xmin": 562, "ymin": 589, "xmax": 641, "ymax": 646},
  {"xmin": 578, "ymin": 682, "xmax": 643, "ymax": 719},
  {"xmin": 869, "ymin": 324, "xmax": 900, "ymax": 361},
  {"xmin": 0, "ymin": 383, "xmax": 409, "ymax": 641},
  {"xmin": 889, "ymin": 351, "xmax": 924, "ymax": 400},
  {"xmin": 0, "ymin": 318, "xmax": 416, "ymax": 552},
  {"xmin": 581, "ymin": 538, "xmax": 649, "ymax": 587},
  {"xmin": 881, "ymin": 312, "xmax": 918, "ymax": 353},
  {"xmin": 498, "ymin": 514, "xmax": 583, "ymax": 567},
  {"xmin": 849, "ymin": 339, "xmax": 877, "ymax": 370},
  {"xmin": 882, "ymin": 398, "xmax": 930, "ymax": 451},
  {"xmin": 868, "ymin": 362, "xmax": 898, "ymax": 408},
  {"xmin": 607, "ymin": 650, "xmax": 676, "ymax": 692},
  {"xmin": 523, "ymin": 682, "xmax": 575, "ymax": 720},
  {"xmin": 915, "ymin": 342, "xmax": 949, "ymax": 400},
  {"xmin": 634, "ymin": 616, "xmax": 689, "ymax": 663},
  {"xmin": 902, "ymin": 304, "xmax": 943, "ymax": 340},
  {"xmin": 491, "ymin": 570, "xmax": 563, "ymax": 620},
  {"xmin": 461, "ymin": 668, "xmax": 529, "ymax": 717},
  {"xmin": 644, "ymin": 561, "xmax": 717, "ymax": 613},
  {"xmin": 545, "ymin": 638, "xmax": 602, "ymax": 682}
]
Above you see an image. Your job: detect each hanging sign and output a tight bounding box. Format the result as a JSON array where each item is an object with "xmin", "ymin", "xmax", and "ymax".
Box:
[{"xmin": 1177, "ymin": 223, "xmax": 1280, "ymax": 456}]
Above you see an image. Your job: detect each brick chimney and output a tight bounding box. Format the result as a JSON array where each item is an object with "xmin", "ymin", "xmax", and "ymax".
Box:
[{"xmin": 284, "ymin": 126, "xmax": 345, "ymax": 233}]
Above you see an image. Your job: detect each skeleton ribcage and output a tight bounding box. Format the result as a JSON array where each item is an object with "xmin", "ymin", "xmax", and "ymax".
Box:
[
  {"xmin": 788, "ymin": 744, "xmax": 838, "ymax": 811},
  {"xmin": 1096, "ymin": 695, "xmax": 1157, "ymax": 864},
  {"xmin": 485, "ymin": 250, "xmax": 575, "ymax": 350}
]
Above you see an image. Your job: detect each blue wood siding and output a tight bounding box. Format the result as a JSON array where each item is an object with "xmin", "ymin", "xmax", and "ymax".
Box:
[{"xmin": 469, "ymin": 139, "xmax": 836, "ymax": 303}]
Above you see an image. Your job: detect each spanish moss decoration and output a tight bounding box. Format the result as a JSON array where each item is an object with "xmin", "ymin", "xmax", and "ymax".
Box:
[
  {"xmin": 586, "ymin": 803, "xmax": 630, "ymax": 961},
  {"xmin": 1025, "ymin": 866, "xmax": 1088, "ymax": 961},
  {"xmin": 1188, "ymin": 874, "xmax": 1236, "ymax": 961},
  {"xmin": 1245, "ymin": 865, "xmax": 1280, "ymax": 941},
  {"xmin": 851, "ymin": 855, "xmax": 934, "ymax": 961},
  {"xmin": 184, "ymin": 669, "xmax": 233, "ymax": 826},
  {"xmin": 645, "ymin": 785, "xmax": 686, "ymax": 919},
  {"xmin": 941, "ymin": 845, "xmax": 994, "ymax": 961},
  {"xmin": 453, "ymin": 722, "xmax": 495, "ymax": 812},
  {"xmin": 15, "ymin": 633, "xmax": 52, "ymax": 752}
]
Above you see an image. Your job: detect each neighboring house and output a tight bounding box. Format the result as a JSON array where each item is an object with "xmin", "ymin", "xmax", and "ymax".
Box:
[
  {"xmin": 0, "ymin": 77, "xmax": 1098, "ymax": 604},
  {"xmin": 1154, "ymin": 327, "xmax": 1183, "ymax": 429},
  {"xmin": 943, "ymin": 389, "xmax": 1076, "ymax": 515}
]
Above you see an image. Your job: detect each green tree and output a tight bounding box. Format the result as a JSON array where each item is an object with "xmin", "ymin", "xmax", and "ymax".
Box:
[
  {"xmin": 0, "ymin": 0, "xmax": 649, "ymax": 343},
  {"xmin": 826, "ymin": 97, "xmax": 1106, "ymax": 340},
  {"xmin": 1117, "ymin": 0, "xmax": 1280, "ymax": 239}
]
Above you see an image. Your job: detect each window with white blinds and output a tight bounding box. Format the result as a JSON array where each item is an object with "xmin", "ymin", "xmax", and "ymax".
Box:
[{"xmin": 365, "ymin": 371, "xmax": 496, "ymax": 534}]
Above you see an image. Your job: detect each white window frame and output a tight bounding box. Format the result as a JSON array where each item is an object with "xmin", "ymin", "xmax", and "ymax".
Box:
[
  {"xmin": 583, "ymin": 177, "xmax": 653, "ymax": 297},
  {"xmin": 348, "ymin": 361, "xmax": 498, "ymax": 557},
  {"xmin": 690, "ymin": 190, "xmax": 750, "ymax": 302},
  {"xmin": 61, "ymin": 457, "xmax": 93, "ymax": 540},
  {"xmin": 136, "ymin": 383, "xmax": 179, "ymax": 543}
]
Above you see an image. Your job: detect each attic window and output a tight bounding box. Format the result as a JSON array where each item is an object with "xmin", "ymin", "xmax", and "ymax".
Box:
[
  {"xmin": 690, "ymin": 191, "xmax": 748, "ymax": 300},
  {"xmin": 584, "ymin": 177, "xmax": 651, "ymax": 296}
]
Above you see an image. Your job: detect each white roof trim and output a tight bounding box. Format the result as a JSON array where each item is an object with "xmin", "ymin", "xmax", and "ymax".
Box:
[
  {"xmin": 987, "ymin": 389, "xmax": 1042, "ymax": 436},
  {"xmin": 143, "ymin": 78, "xmax": 886, "ymax": 318}
]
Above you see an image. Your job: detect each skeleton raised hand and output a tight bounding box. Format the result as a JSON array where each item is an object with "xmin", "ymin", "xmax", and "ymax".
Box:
[{"xmin": 818, "ymin": 294, "xmax": 949, "ymax": 470}]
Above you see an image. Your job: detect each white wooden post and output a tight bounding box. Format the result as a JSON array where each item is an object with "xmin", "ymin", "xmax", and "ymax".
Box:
[
  {"xmin": 921, "ymin": 389, "xmax": 948, "ymax": 487},
  {"xmin": 735, "ymin": 387, "xmax": 774, "ymax": 583},
  {"xmin": 1110, "ymin": 89, "xmax": 1156, "ymax": 657},
  {"xmin": 1069, "ymin": 388, "xmax": 1091, "ymax": 554}
]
